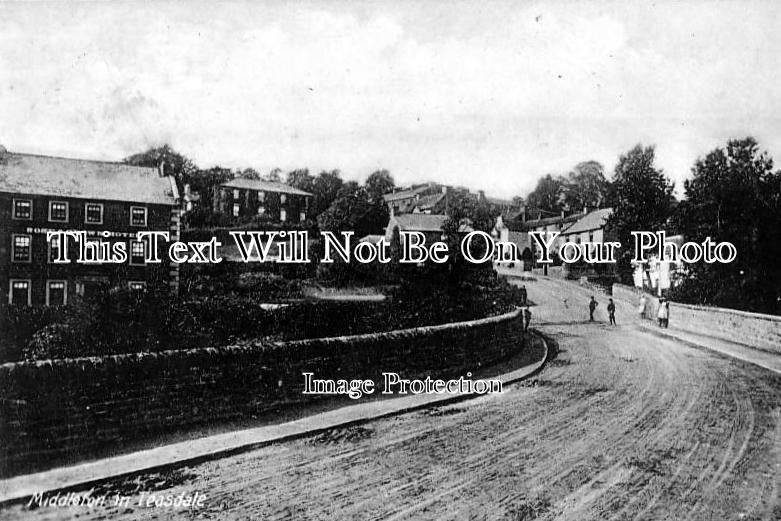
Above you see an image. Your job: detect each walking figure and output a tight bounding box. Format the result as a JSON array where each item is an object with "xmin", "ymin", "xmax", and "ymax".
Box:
[
  {"xmin": 523, "ymin": 306, "xmax": 532, "ymax": 332},
  {"xmin": 607, "ymin": 298, "xmax": 616, "ymax": 325},
  {"xmin": 588, "ymin": 296, "xmax": 598, "ymax": 321},
  {"xmin": 657, "ymin": 298, "xmax": 669, "ymax": 328},
  {"xmin": 520, "ymin": 285, "xmax": 528, "ymax": 306}
]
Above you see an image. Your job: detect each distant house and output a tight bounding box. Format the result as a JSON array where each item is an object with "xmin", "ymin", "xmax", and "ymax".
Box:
[
  {"xmin": 383, "ymin": 183, "xmax": 487, "ymax": 216},
  {"xmin": 491, "ymin": 215, "xmax": 533, "ymax": 270},
  {"xmin": 217, "ymin": 178, "xmax": 312, "ymax": 223},
  {"xmin": 559, "ymin": 208, "xmax": 614, "ymax": 246},
  {"xmin": 384, "ymin": 214, "xmax": 449, "ymax": 244},
  {"xmin": 383, "ymin": 184, "xmax": 440, "ymax": 215},
  {"xmin": 0, "ymin": 145, "xmax": 181, "ymax": 306},
  {"xmin": 486, "ymin": 197, "xmax": 523, "ymax": 217}
]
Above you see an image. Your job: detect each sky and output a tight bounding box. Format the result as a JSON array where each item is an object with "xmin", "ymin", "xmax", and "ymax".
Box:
[{"xmin": 1, "ymin": 0, "xmax": 780, "ymax": 198}]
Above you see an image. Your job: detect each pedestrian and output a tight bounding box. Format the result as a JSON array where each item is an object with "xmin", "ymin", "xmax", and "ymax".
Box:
[
  {"xmin": 520, "ymin": 285, "xmax": 528, "ymax": 306},
  {"xmin": 523, "ymin": 306, "xmax": 532, "ymax": 332},
  {"xmin": 588, "ymin": 296, "xmax": 598, "ymax": 321},
  {"xmin": 607, "ymin": 298, "xmax": 616, "ymax": 325},
  {"xmin": 638, "ymin": 295, "xmax": 647, "ymax": 320},
  {"xmin": 663, "ymin": 301, "xmax": 670, "ymax": 328},
  {"xmin": 657, "ymin": 298, "xmax": 668, "ymax": 327}
]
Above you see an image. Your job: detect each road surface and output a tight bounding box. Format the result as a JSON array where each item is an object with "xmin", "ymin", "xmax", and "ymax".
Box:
[{"xmin": 5, "ymin": 277, "xmax": 781, "ymax": 520}]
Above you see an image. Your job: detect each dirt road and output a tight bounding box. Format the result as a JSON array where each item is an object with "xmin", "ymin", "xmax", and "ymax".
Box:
[{"xmin": 5, "ymin": 277, "xmax": 781, "ymax": 520}]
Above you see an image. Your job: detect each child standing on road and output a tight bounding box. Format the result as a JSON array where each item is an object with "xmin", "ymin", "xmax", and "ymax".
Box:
[
  {"xmin": 589, "ymin": 296, "xmax": 598, "ymax": 322},
  {"xmin": 657, "ymin": 299, "xmax": 669, "ymax": 327},
  {"xmin": 638, "ymin": 295, "xmax": 647, "ymax": 320},
  {"xmin": 607, "ymin": 298, "xmax": 616, "ymax": 325}
]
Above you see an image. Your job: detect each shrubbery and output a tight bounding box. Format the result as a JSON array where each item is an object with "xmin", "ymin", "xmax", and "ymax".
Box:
[{"xmin": 3, "ymin": 269, "xmax": 525, "ymax": 362}]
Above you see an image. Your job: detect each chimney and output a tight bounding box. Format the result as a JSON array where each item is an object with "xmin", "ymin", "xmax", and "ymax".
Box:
[
  {"xmin": 184, "ymin": 183, "xmax": 192, "ymax": 197},
  {"xmin": 158, "ymin": 159, "xmax": 165, "ymax": 177},
  {"xmin": 583, "ymin": 205, "xmax": 589, "ymax": 215}
]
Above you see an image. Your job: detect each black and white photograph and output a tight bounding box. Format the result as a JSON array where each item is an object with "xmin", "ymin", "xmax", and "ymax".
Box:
[{"xmin": 1, "ymin": 1, "xmax": 780, "ymax": 519}]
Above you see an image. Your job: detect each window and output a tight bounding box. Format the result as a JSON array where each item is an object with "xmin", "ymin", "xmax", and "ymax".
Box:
[
  {"xmin": 233, "ymin": 203, "xmax": 240, "ymax": 217},
  {"xmin": 85, "ymin": 203, "xmax": 103, "ymax": 224},
  {"xmin": 300, "ymin": 211, "xmax": 306, "ymax": 222},
  {"xmin": 280, "ymin": 194, "xmax": 287, "ymax": 204},
  {"xmin": 46, "ymin": 280, "xmax": 67, "ymax": 306},
  {"xmin": 257, "ymin": 191, "xmax": 265, "ymax": 202},
  {"xmin": 129, "ymin": 240, "xmax": 146, "ymax": 265},
  {"xmin": 233, "ymin": 189, "xmax": 240, "ymax": 199},
  {"xmin": 48, "ymin": 201, "xmax": 68, "ymax": 222},
  {"xmin": 12, "ymin": 199, "xmax": 32, "ymax": 220},
  {"xmin": 280, "ymin": 208, "xmax": 287, "ymax": 222},
  {"xmin": 9, "ymin": 280, "xmax": 31, "ymax": 305},
  {"xmin": 128, "ymin": 281, "xmax": 147, "ymax": 291},
  {"xmin": 588, "ymin": 232, "xmax": 594, "ymax": 242},
  {"xmin": 48, "ymin": 234, "xmax": 63, "ymax": 263},
  {"xmin": 130, "ymin": 206, "xmax": 148, "ymax": 226},
  {"xmin": 12, "ymin": 234, "xmax": 31, "ymax": 262}
]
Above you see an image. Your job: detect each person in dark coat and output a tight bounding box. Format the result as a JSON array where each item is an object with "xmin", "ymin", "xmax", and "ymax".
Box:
[
  {"xmin": 523, "ymin": 306, "xmax": 532, "ymax": 332},
  {"xmin": 589, "ymin": 296, "xmax": 598, "ymax": 321},
  {"xmin": 519, "ymin": 285, "xmax": 528, "ymax": 306},
  {"xmin": 607, "ymin": 298, "xmax": 616, "ymax": 325}
]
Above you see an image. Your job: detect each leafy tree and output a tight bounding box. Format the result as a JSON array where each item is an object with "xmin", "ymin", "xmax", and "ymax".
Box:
[
  {"xmin": 311, "ymin": 170, "xmax": 344, "ymax": 217},
  {"xmin": 266, "ymin": 168, "xmax": 282, "ymax": 183},
  {"xmin": 526, "ymin": 174, "xmax": 566, "ymax": 215},
  {"xmin": 316, "ymin": 181, "xmax": 387, "ymax": 236},
  {"xmin": 123, "ymin": 144, "xmax": 197, "ymax": 188},
  {"xmin": 287, "ymin": 168, "xmax": 315, "ymax": 193},
  {"xmin": 561, "ymin": 161, "xmax": 610, "ymax": 211},
  {"xmin": 605, "ymin": 144, "xmax": 675, "ymax": 280},
  {"xmin": 239, "ymin": 168, "xmax": 262, "ymax": 180},
  {"xmin": 365, "ymin": 170, "xmax": 395, "ymax": 203},
  {"xmin": 671, "ymin": 137, "xmax": 781, "ymax": 313}
]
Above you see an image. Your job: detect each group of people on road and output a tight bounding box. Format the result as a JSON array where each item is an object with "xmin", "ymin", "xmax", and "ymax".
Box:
[
  {"xmin": 520, "ymin": 284, "xmax": 670, "ymax": 330},
  {"xmin": 589, "ymin": 296, "xmax": 617, "ymax": 325}
]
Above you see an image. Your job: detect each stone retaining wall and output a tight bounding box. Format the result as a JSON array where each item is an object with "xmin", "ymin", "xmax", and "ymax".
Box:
[
  {"xmin": 0, "ymin": 309, "xmax": 523, "ymax": 476},
  {"xmin": 612, "ymin": 284, "xmax": 781, "ymax": 354}
]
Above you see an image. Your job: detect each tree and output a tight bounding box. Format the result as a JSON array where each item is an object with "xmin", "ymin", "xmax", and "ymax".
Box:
[
  {"xmin": 605, "ymin": 144, "xmax": 675, "ymax": 280},
  {"xmin": 316, "ymin": 182, "xmax": 387, "ymax": 236},
  {"xmin": 311, "ymin": 170, "xmax": 344, "ymax": 217},
  {"xmin": 365, "ymin": 170, "xmax": 394, "ymax": 203},
  {"xmin": 526, "ymin": 174, "xmax": 565, "ymax": 215},
  {"xmin": 671, "ymin": 137, "xmax": 781, "ymax": 313},
  {"xmin": 265, "ymin": 168, "xmax": 282, "ymax": 183},
  {"xmin": 123, "ymin": 144, "xmax": 197, "ymax": 188},
  {"xmin": 561, "ymin": 161, "xmax": 610, "ymax": 211},
  {"xmin": 239, "ymin": 168, "xmax": 262, "ymax": 180},
  {"xmin": 287, "ymin": 169, "xmax": 315, "ymax": 193}
]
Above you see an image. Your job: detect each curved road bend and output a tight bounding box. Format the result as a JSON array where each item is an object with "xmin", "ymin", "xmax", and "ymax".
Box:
[{"xmin": 4, "ymin": 277, "xmax": 781, "ymax": 520}]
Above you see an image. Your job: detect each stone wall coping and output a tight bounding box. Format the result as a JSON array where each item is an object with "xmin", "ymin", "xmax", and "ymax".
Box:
[
  {"xmin": 613, "ymin": 283, "xmax": 781, "ymax": 323},
  {"xmin": 0, "ymin": 308, "xmax": 522, "ymax": 372}
]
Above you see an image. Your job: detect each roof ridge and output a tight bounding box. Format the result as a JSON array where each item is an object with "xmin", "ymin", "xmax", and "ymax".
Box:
[{"xmin": 8, "ymin": 151, "xmax": 158, "ymax": 170}]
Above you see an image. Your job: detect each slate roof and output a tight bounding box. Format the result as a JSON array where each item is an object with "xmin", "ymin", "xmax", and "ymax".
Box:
[
  {"xmin": 383, "ymin": 185, "xmax": 431, "ymax": 202},
  {"xmin": 0, "ymin": 151, "xmax": 178, "ymax": 205},
  {"xmin": 563, "ymin": 208, "xmax": 613, "ymax": 235},
  {"xmin": 408, "ymin": 192, "xmax": 446, "ymax": 212},
  {"xmin": 221, "ymin": 178, "xmax": 313, "ymax": 196}
]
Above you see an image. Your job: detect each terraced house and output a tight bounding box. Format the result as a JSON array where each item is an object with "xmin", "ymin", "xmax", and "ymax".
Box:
[
  {"xmin": 217, "ymin": 178, "xmax": 312, "ymax": 223},
  {"xmin": 0, "ymin": 146, "xmax": 181, "ymax": 306}
]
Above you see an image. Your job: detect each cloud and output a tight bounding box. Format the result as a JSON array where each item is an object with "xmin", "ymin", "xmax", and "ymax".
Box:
[{"xmin": 1, "ymin": 1, "xmax": 780, "ymax": 197}]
